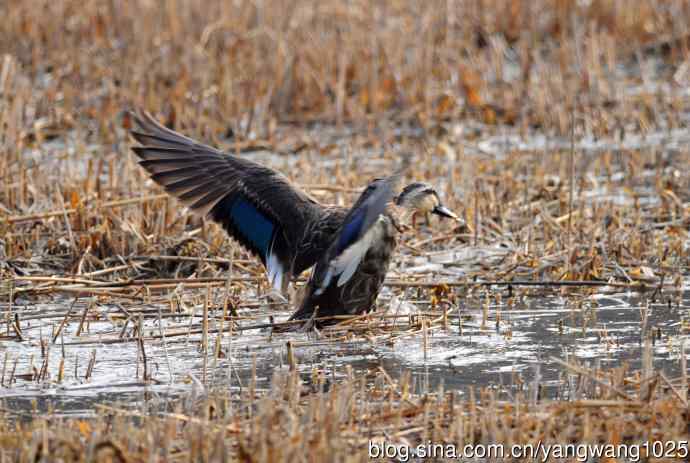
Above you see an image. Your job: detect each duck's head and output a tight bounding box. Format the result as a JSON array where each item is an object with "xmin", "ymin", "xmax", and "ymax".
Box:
[{"xmin": 395, "ymin": 182, "xmax": 459, "ymax": 224}]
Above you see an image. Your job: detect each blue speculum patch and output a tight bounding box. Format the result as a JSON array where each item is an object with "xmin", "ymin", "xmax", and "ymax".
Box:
[
  {"xmin": 229, "ymin": 198, "xmax": 275, "ymax": 258},
  {"xmin": 336, "ymin": 208, "xmax": 365, "ymax": 254}
]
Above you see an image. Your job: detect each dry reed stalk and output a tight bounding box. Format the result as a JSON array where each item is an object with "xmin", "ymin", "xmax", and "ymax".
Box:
[
  {"xmin": 84, "ymin": 349, "xmax": 96, "ymax": 382},
  {"xmin": 550, "ymin": 356, "xmax": 632, "ymax": 401},
  {"xmin": 51, "ymin": 297, "xmax": 79, "ymax": 343},
  {"xmin": 137, "ymin": 313, "xmax": 148, "ymax": 381},
  {"xmin": 158, "ymin": 304, "xmax": 173, "ymax": 384},
  {"xmin": 202, "ymin": 284, "xmax": 210, "ymax": 385},
  {"xmin": 0, "ymin": 194, "xmax": 169, "ymax": 224},
  {"xmin": 567, "ymin": 110, "xmax": 576, "ymax": 274}
]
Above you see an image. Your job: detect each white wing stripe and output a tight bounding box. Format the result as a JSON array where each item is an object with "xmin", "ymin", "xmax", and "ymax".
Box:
[
  {"xmin": 267, "ymin": 237, "xmax": 285, "ymax": 293},
  {"xmin": 316, "ymin": 217, "xmax": 384, "ymax": 293}
]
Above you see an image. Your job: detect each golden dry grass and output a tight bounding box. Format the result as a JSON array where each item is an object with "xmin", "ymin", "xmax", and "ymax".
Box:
[
  {"xmin": 0, "ymin": 0, "xmax": 689, "ymax": 284},
  {"xmin": 0, "ymin": 0, "xmax": 689, "ymax": 280},
  {"xmin": 1, "ymin": 359, "xmax": 689, "ymax": 461}
]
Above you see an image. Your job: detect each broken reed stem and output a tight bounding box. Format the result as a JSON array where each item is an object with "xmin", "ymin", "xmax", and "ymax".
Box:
[
  {"xmin": 249, "ymin": 353, "xmax": 257, "ymax": 414},
  {"xmin": 10, "ymin": 313, "xmax": 23, "ymax": 341},
  {"xmin": 137, "ymin": 313, "xmax": 148, "ymax": 381},
  {"xmin": 0, "ymin": 352, "xmax": 7, "ymax": 387},
  {"xmin": 286, "ymin": 341, "xmax": 296, "ymax": 371},
  {"xmin": 422, "ymin": 318, "xmax": 428, "ymax": 361},
  {"xmin": 473, "ymin": 178, "xmax": 479, "ymax": 246},
  {"xmin": 681, "ymin": 342, "xmax": 688, "ymax": 401},
  {"xmin": 85, "ymin": 349, "xmax": 96, "ymax": 381},
  {"xmin": 6, "ymin": 282, "xmax": 13, "ymax": 337},
  {"xmin": 57, "ymin": 355, "xmax": 64, "ymax": 383},
  {"xmin": 202, "ymin": 284, "xmax": 210, "ymax": 385},
  {"xmin": 0, "ymin": 193, "xmax": 169, "ymax": 224},
  {"xmin": 158, "ymin": 304, "xmax": 173, "ymax": 384},
  {"xmin": 56, "ymin": 186, "xmax": 76, "ymax": 253},
  {"xmin": 52, "ymin": 296, "xmax": 79, "ymax": 343},
  {"xmin": 125, "ymin": 256, "xmax": 253, "ymax": 265},
  {"xmin": 38, "ymin": 343, "xmax": 49, "ymax": 382},
  {"xmin": 386, "ymin": 279, "xmax": 650, "ymax": 289},
  {"xmin": 567, "ymin": 109, "xmax": 575, "ymax": 274},
  {"xmin": 11, "ymin": 275, "xmax": 259, "ymax": 287},
  {"xmin": 550, "ymin": 356, "xmax": 632, "ymax": 401},
  {"xmin": 75, "ymin": 299, "xmax": 92, "ymax": 337}
]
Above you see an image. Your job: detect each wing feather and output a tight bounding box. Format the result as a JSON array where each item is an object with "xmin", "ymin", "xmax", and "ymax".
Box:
[
  {"xmin": 311, "ymin": 173, "xmax": 401, "ymax": 294},
  {"xmin": 128, "ymin": 109, "xmax": 326, "ymax": 291}
]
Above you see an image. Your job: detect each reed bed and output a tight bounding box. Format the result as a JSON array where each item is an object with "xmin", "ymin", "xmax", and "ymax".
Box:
[
  {"xmin": 0, "ymin": 357, "xmax": 689, "ymax": 462},
  {"xmin": 1, "ymin": 0, "xmax": 690, "ymax": 461},
  {"xmin": 1, "ymin": 0, "xmax": 689, "ymax": 289}
]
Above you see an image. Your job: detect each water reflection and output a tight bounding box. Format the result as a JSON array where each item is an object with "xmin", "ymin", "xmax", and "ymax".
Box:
[{"xmin": 2, "ymin": 287, "xmax": 687, "ymax": 415}]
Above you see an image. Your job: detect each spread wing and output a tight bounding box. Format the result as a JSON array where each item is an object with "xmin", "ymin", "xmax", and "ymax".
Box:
[
  {"xmin": 310, "ymin": 173, "xmax": 401, "ymax": 295},
  {"xmin": 128, "ymin": 110, "xmax": 323, "ymax": 292}
]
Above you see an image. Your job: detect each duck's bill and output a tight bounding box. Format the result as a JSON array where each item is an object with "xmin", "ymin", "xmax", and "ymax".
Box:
[{"xmin": 432, "ymin": 205, "xmax": 459, "ymax": 220}]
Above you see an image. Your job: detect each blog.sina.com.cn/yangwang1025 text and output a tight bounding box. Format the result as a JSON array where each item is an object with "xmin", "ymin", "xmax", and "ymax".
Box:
[{"xmin": 368, "ymin": 440, "xmax": 689, "ymax": 461}]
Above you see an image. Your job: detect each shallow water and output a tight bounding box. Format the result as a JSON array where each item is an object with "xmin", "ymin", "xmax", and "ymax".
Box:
[{"xmin": 2, "ymin": 279, "xmax": 688, "ymax": 416}]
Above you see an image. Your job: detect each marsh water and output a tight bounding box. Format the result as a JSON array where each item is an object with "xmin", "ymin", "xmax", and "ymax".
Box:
[
  {"xmin": 4, "ymin": 108, "xmax": 690, "ymax": 415},
  {"xmin": 2, "ymin": 270, "xmax": 689, "ymax": 416}
]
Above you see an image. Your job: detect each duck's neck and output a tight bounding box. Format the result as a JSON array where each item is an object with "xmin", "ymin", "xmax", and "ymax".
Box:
[{"xmin": 387, "ymin": 204, "xmax": 412, "ymax": 233}]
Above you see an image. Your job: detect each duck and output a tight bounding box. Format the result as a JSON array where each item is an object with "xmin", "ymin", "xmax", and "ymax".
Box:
[{"xmin": 128, "ymin": 110, "xmax": 458, "ymax": 327}]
